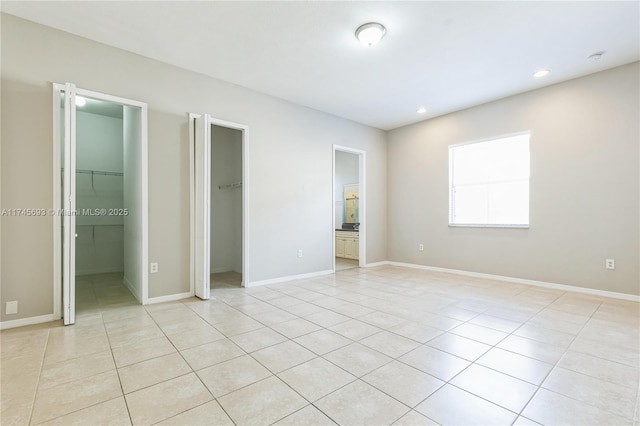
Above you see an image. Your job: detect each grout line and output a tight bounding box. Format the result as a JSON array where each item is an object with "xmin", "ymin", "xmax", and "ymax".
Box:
[{"xmin": 18, "ymin": 269, "xmax": 637, "ymax": 426}]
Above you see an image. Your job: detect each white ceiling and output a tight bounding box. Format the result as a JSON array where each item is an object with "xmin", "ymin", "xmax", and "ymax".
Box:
[{"xmin": 2, "ymin": 1, "xmax": 639, "ymax": 130}]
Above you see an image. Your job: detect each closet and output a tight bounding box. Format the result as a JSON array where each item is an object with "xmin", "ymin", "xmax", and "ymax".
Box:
[
  {"xmin": 56, "ymin": 83, "xmax": 148, "ymax": 325},
  {"xmin": 75, "ymin": 107, "xmax": 125, "ymax": 276},
  {"xmin": 209, "ymin": 124, "xmax": 243, "ymax": 288},
  {"xmin": 190, "ymin": 113, "xmax": 248, "ymax": 298}
]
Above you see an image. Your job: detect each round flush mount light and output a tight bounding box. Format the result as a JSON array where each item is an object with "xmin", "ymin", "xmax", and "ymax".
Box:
[
  {"xmin": 533, "ymin": 69, "xmax": 550, "ymax": 78},
  {"xmin": 75, "ymin": 96, "xmax": 87, "ymax": 107},
  {"xmin": 355, "ymin": 22, "xmax": 386, "ymax": 46},
  {"xmin": 416, "ymin": 107, "xmax": 427, "ymax": 114}
]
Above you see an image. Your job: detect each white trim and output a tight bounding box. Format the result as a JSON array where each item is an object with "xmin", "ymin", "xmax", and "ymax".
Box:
[
  {"xmin": 248, "ymin": 269, "xmax": 334, "ymax": 288},
  {"xmin": 52, "ymin": 83, "xmax": 150, "ymax": 318},
  {"xmin": 147, "ymin": 292, "xmax": 193, "ymax": 305},
  {"xmin": 385, "ymin": 261, "xmax": 640, "ymax": 302},
  {"xmin": 363, "ymin": 261, "xmax": 389, "ymax": 268},
  {"xmin": 332, "ymin": 145, "xmax": 366, "ymax": 272},
  {"xmin": 52, "ymin": 85, "xmax": 62, "ymax": 319},
  {"xmin": 188, "ymin": 113, "xmax": 197, "ymax": 297},
  {"xmin": 139, "ymin": 106, "xmax": 149, "ymax": 305},
  {"xmin": 0, "ymin": 314, "xmax": 58, "ymax": 330},
  {"xmin": 448, "ymin": 224, "xmax": 530, "ymax": 229}
]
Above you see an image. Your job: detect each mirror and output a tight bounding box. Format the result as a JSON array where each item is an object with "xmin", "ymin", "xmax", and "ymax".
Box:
[{"xmin": 343, "ymin": 183, "xmax": 359, "ymax": 223}]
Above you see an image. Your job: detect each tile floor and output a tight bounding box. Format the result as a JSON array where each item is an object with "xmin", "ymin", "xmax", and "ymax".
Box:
[
  {"xmin": 211, "ymin": 272, "xmax": 243, "ymax": 289},
  {"xmin": 335, "ymin": 258, "xmax": 359, "ymax": 272},
  {"xmin": 1, "ymin": 265, "xmax": 639, "ymax": 425}
]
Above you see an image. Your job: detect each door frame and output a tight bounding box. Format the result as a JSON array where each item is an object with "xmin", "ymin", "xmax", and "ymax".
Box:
[
  {"xmin": 188, "ymin": 113, "xmax": 250, "ymax": 296},
  {"xmin": 52, "ymin": 83, "xmax": 149, "ymax": 320},
  {"xmin": 333, "ymin": 145, "xmax": 366, "ymax": 270}
]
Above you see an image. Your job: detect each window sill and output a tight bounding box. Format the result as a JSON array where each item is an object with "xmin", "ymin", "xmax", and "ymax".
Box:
[{"xmin": 448, "ymin": 224, "xmax": 529, "ymax": 229}]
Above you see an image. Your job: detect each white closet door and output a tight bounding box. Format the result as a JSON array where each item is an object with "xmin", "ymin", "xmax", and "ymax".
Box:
[
  {"xmin": 193, "ymin": 114, "xmax": 211, "ymax": 299},
  {"xmin": 62, "ymin": 82, "xmax": 77, "ymax": 325}
]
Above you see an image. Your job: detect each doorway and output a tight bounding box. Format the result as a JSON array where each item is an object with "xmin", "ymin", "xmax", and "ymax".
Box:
[
  {"xmin": 189, "ymin": 114, "xmax": 249, "ymax": 298},
  {"xmin": 53, "ymin": 83, "xmax": 149, "ymax": 325},
  {"xmin": 333, "ymin": 145, "xmax": 366, "ymax": 271}
]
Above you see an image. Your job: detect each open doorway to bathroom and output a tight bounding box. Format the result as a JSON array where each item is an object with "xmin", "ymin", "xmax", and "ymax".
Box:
[{"xmin": 333, "ymin": 145, "xmax": 366, "ymax": 272}]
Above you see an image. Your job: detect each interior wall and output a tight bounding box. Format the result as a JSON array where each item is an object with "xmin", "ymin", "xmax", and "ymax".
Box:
[
  {"xmin": 387, "ymin": 63, "xmax": 640, "ymax": 296},
  {"xmin": 334, "ymin": 150, "xmax": 359, "ymax": 227},
  {"xmin": 123, "ymin": 105, "xmax": 143, "ymax": 301},
  {"xmin": 210, "ymin": 124, "xmax": 242, "ymax": 274},
  {"xmin": 75, "ymin": 110, "xmax": 124, "ymax": 275},
  {"xmin": 0, "ymin": 14, "xmax": 387, "ymax": 321}
]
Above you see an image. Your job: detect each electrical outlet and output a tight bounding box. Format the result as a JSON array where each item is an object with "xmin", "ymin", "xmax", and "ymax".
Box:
[
  {"xmin": 418, "ymin": 243, "xmax": 424, "ymax": 252},
  {"xmin": 6, "ymin": 301, "xmax": 18, "ymax": 315},
  {"xmin": 297, "ymin": 249, "xmax": 303, "ymax": 258},
  {"xmin": 150, "ymin": 262, "xmax": 159, "ymax": 273},
  {"xmin": 605, "ymin": 259, "xmax": 615, "ymax": 270}
]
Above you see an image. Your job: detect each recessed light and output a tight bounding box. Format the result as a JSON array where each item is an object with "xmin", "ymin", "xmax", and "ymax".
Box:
[
  {"xmin": 75, "ymin": 96, "xmax": 87, "ymax": 107},
  {"xmin": 533, "ymin": 69, "xmax": 550, "ymax": 78},
  {"xmin": 355, "ymin": 22, "xmax": 386, "ymax": 47},
  {"xmin": 416, "ymin": 107, "xmax": 427, "ymax": 114}
]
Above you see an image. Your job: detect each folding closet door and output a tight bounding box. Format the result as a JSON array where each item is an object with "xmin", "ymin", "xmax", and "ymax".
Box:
[
  {"xmin": 193, "ymin": 114, "xmax": 211, "ymax": 299},
  {"xmin": 62, "ymin": 82, "xmax": 77, "ymax": 325}
]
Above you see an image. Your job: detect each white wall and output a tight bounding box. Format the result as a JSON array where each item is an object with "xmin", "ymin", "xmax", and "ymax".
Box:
[
  {"xmin": 0, "ymin": 14, "xmax": 387, "ymax": 321},
  {"xmin": 75, "ymin": 110, "xmax": 124, "ymax": 275},
  {"xmin": 122, "ymin": 105, "xmax": 144, "ymax": 301},
  {"xmin": 387, "ymin": 63, "xmax": 640, "ymax": 296},
  {"xmin": 334, "ymin": 150, "xmax": 359, "ymax": 227},
  {"xmin": 210, "ymin": 124, "xmax": 242, "ymax": 274}
]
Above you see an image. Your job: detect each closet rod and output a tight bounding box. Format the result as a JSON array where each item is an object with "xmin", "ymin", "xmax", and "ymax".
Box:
[
  {"xmin": 76, "ymin": 224, "xmax": 124, "ymax": 227},
  {"xmin": 77, "ymin": 169, "xmax": 124, "ymax": 177},
  {"xmin": 61, "ymin": 168, "xmax": 124, "ymax": 177},
  {"xmin": 218, "ymin": 181, "xmax": 242, "ymax": 190}
]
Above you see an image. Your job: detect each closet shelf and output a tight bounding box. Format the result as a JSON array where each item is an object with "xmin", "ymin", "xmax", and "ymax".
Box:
[{"xmin": 77, "ymin": 224, "xmax": 123, "ymax": 242}]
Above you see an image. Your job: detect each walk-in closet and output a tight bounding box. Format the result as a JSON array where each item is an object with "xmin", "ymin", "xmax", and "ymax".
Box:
[{"xmin": 70, "ymin": 98, "xmax": 137, "ymax": 315}]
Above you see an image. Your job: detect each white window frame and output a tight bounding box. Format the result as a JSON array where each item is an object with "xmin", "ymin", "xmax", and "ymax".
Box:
[{"xmin": 448, "ymin": 132, "xmax": 531, "ymax": 229}]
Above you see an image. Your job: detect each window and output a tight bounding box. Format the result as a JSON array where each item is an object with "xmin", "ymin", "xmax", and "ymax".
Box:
[{"xmin": 449, "ymin": 133, "xmax": 530, "ymax": 227}]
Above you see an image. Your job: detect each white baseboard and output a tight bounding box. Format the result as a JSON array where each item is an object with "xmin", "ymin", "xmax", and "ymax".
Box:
[
  {"xmin": 0, "ymin": 313, "xmax": 59, "ymax": 330},
  {"xmin": 247, "ymin": 269, "xmax": 334, "ymax": 287},
  {"xmin": 147, "ymin": 292, "xmax": 193, "ymax": 305},
  {"xmin": 385, "ymin": 261, "xmax": 640, "ymax": 302},
  {"xmin": 76, "ymin": 267, "xmax": 124, "ymax": 276},
  {"xmin": 363, "ymin": 261, "xmax": 389, "ymax": 268},
  {"xmin": 211, "ymin": 266, "xmax": 233, "ymax": 274},
  {"xmin": 123, "ymin": 276, "xmax": 142, "ymax": 303}
]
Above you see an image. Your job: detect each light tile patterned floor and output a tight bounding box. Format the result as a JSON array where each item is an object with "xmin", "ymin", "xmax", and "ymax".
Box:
[{"xmin": 1, "ymin": 266, "xmax": 639, "ymax": 425}]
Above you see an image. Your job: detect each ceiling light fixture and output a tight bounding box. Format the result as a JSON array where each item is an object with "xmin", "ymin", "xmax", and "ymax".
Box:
[
  {"xmin": 416, "ymin": 107, "xmax": 427, "ymax": 114},
  {"xmin": 533, "ymin": 69, "xmax": 550, "ymax": 78},
  {"xmin": 75, "ymin": 96, "xmax": 87, "ymax": 107},
  {"xmin": 355, "ymin": 22, "xmax": 386, "ymax": 47}
]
